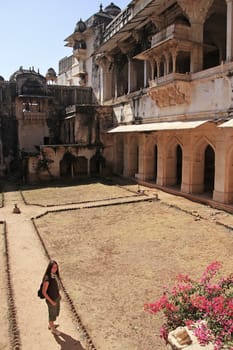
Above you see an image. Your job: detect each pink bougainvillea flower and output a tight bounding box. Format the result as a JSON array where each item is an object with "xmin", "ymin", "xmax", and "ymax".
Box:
[{"xmin": 145, "ymin": 262, "xmax": 233, "ymax": 350}]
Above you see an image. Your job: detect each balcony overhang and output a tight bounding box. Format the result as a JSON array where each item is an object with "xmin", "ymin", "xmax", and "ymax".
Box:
[
  {"xmin": 108, "ymin": 120, "xmax": 210, "ymax": 133},
  {"xmin": 134, "ymin": 38, "xmax": 194, "ymax": 61},
  {"xmin": 95, "ymin": 0, "xmax": 162, "ymax": 54}
]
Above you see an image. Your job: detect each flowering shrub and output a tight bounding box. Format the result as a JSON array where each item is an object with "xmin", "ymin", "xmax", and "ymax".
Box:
[{"xmin": 144, "ymin": 262, "xmax": 233, "ymax": 350}]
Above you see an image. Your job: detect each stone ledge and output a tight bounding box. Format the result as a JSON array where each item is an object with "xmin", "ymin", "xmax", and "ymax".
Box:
[{"xmin": 168, "ymin": 326, "xmax": 214, "ymax": 350}]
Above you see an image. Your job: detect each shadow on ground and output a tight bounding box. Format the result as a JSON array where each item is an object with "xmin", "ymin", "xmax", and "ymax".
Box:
[{"xmin": 53, "ymin": 331, "xmax": 85, "ymax": 350}]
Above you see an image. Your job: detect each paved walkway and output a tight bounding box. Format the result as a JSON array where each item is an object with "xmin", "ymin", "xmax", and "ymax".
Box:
[{"xmin": 0, "ymin": 188, "xmax": 86, "ymax": 350}]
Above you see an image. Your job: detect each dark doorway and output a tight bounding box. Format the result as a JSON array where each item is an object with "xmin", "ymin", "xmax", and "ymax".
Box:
[
  {"xmin": 176, "ymin": 145, "xmax": 182, "ymax": 186},
  {"xmin": 204, "ymin": 145, "xmax": 215, "ymax": 193},
  {"xmin": 74, "ymin": 156, "xmax": 88, "ymax": 176},
  {"xmin": 60, "ymin": 152, "xmax": 76, "ymax": 178},
  {"xmin": 154, "ymin": 145, "xmax": 158, "ymax": 182}
]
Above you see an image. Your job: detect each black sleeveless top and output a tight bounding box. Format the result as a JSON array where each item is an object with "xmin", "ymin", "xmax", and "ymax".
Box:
[{"xmin": 44, "ymin": 274, "xmax": 59, "ymax": 300}]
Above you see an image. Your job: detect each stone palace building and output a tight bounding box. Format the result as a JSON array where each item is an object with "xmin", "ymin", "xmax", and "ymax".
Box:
[{"xmin": 1, "ymin": 0, "xmax": 233, "ymax": 205}]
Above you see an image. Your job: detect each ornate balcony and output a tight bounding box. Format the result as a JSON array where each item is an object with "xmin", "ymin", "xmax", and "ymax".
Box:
[
  {"xmin": 151, "ymin": 23, "xmax": 191, "ymax": 47},
  {"xmin": 103, "ymin": 6, "xmax": 133, "ymax": 42},
  {"xmin": 149, "ymin": 73, "xmax": 191, "ymax": 108}
]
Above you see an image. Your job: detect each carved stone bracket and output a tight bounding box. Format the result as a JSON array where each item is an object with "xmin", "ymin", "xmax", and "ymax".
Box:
[
  {"xmin": 117, "ymin": 40, "xmax": 135, "ymax": 54},
  {"xmin": 150, "ymin": 13, "xmax": 164, "ymax": 31},
  {"xmin": 149, "ymin": 81, "xmax": 191, "ymax": 107},
  {"xmin": 177, "ymin": 0, "xmax": 214, "ymax": 23},
  {"xmin": 95, "ymin": 54, "xmax": 113, "ymax": 71}
]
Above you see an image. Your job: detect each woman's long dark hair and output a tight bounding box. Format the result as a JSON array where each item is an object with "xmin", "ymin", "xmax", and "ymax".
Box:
[{"xmin": 44, "ymin": 260, "xmax": 60, "ymax": 279}]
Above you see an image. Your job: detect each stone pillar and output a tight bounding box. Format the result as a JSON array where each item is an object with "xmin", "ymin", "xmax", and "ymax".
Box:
[
  {"xmin": 149, "ymin": 58, "xmax": 155, "ymax": 80},
  {"xmin": 144, "ymin": 61, "xmax": 148, "ymax": 88},
  {"xmin": 177, "ymin": 0, "xmax": 214, "ymax": 72},
  {"xmin": 226, "ymin": 0, "xmax": 233, "ymax": 61},
  {"xmin": 100, "ymin": 66, "xmax": 104, "ymax": 103},
  {"xmin": 171, "ymin": 50, "xmax": 177, "ymax": 73},
  {"xmin": 123, "ymin": 135, "xmax": 130, "ymax": 177},
  {"xmin": 181, "ymin": 137, "xmax": 191, "ymax": 193},
  {"xmin": 127, "ymin": 56, "xmax": 131, "ymax": 94},
  {"xmin": 123, "ymin": 134, "xmax": 138, "ymax": 177},
  {"xmin": 114, "ymin": 64, "xmax": 118, "ymax": 99},
  {"xmin": 96, "ymin": 55, "xmax": 114, "ymax": 102},
  {"xmin": 213, "ymin": 132, "xmax": 229, "ymax": 203},
  {"xmin": 156, "ymin": 134, "xmax": 166, "ymax": 186},
  {"xmin": 127, "ymin": 56, "xmax": 137, "ymax": 93},
  {"xmin": 164, "ymin": 53, "xmax": 169, "ymax": 75},
  {"xmin": 156, "ymin": 60, "xmax": 160, "ymax": 78},
  {"xmin": 140, "ymin": 134, "xmax": 156, "ymax": 181},
  {"xmin": 137, "ymin": 134, "xmax": 145, "ymax": 180},
  {"xmin": 190, "ymin": 21, "xmax": 204, "ymax": 72},
  {"xmin": 128, "ymin": 57, "xmax": 137, "ymax": 93}
]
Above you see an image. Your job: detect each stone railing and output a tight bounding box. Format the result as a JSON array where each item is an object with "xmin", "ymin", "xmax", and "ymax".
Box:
[
  {"xmin": 103, "ymin": 6, "xmax": 133, "ymax": 42},
  {"xmin": 151, "ymin": 24, "xmax": 191, "ymax": 47},
  {"xmin": 149, "ymin": 73, "xmax": 191, "ymax": 88}
]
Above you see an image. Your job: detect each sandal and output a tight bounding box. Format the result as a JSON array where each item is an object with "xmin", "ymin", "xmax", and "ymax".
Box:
[{"xmin": 48, "ymin": 324, "xmax": 59, "ymax": 330}]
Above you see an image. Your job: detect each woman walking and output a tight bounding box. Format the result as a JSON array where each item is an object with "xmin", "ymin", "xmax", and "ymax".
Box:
[{"xmin": 42, "ymin": 260, "xmax": 61, "ymax": 335}]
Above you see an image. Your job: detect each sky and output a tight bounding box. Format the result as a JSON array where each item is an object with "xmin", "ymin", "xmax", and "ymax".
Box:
[{"xmin": 0, "ymin": 0, "xmax": 129, "ymax": 80}]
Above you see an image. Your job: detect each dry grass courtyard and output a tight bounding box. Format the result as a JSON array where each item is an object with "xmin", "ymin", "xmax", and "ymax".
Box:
[{"xmin": 18, "ymin": 178, "xmax": 233, "ymax": 350}]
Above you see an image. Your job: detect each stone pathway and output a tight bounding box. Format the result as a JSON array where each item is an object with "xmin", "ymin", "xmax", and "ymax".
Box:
[{"xmin": 0, "ymin": 189, "xmax": 86, "ymax": 350}]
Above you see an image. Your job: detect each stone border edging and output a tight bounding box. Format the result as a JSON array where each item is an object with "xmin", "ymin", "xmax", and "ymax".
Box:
[
  {"xmin": 20, "ymin": 191, "xmax": 140, "ymax": 208},
  {"xmin": 31, "ymin": 217, "xmax": 97, "ymax": 350},
  {"xmin": 160, "ymin": 201, "xmax": 233, "ymax": 232},
  {"xmin": 2, "ymin": 220, "xmax": 21, "ymax": 350}
]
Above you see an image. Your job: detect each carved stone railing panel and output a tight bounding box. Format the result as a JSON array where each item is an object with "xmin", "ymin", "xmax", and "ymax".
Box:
[
  {"xmin": 149, "ymin": 73, "xmax": 191, "ymax": 87},
  {"xmin": 149, "ymin": 80, "xmax": 191, "ymax": 107},
  {"xmin": 103, "ymin": 7, "xmax": 133, "ymax": 42},
  {"xmin": 151, "ymin": 23, "xmax": 191, "ymax": 47}
]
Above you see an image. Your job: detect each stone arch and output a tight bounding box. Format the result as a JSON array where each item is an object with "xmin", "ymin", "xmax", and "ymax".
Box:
[
  {"xmin": 165, "ymin": 137, "xmax": 183, "ymax": 187},
  {"xmin": 192, "ymin": 138, "xmax": 215, "ymax": 194},
  {"xmin": 90, "ymin": 150, "xmax": 106, "ymax": 175},
  {"xmin": 60, "ymin": 151, "xmax": 77, "ymax": 178}
]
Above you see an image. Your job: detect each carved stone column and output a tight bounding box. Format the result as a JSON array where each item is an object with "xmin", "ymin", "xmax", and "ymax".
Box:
[
  {"xmin": 226, "ymin": 0, "xmax": 233, "ymax": 61},
  {"xmin": 143, "ymin": 61, "xmax": 148, "ymax": 88},
  {"xmin": 171, "ymin": 48, "xmax": 177, "ymax": 73},
  {"xmin": 95, "ymin": 54, "xmax": 114, "ymax": 102},
  {"xmin": 177, "ymin": 0, "xmax": 214, "ymax": 72},
  {"xmin": 148, "ymin": 56, "xmax": 155, "ymax": 80},
  {"xmin": 117, "ymin": 41, "xmax": 135, "ymax": 95},
  {"xmin": 156, "ymin": 57, "xmax": 161, "ymax": 78},
  {"xmin": 164, "ymin": 52, "xmax": 170, "ymax": 76}
]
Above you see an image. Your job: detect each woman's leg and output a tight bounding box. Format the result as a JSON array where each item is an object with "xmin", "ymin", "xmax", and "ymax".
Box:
[{"xmin": 47, "ymin": 299, "xmax": 60, "ymax": 334}]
